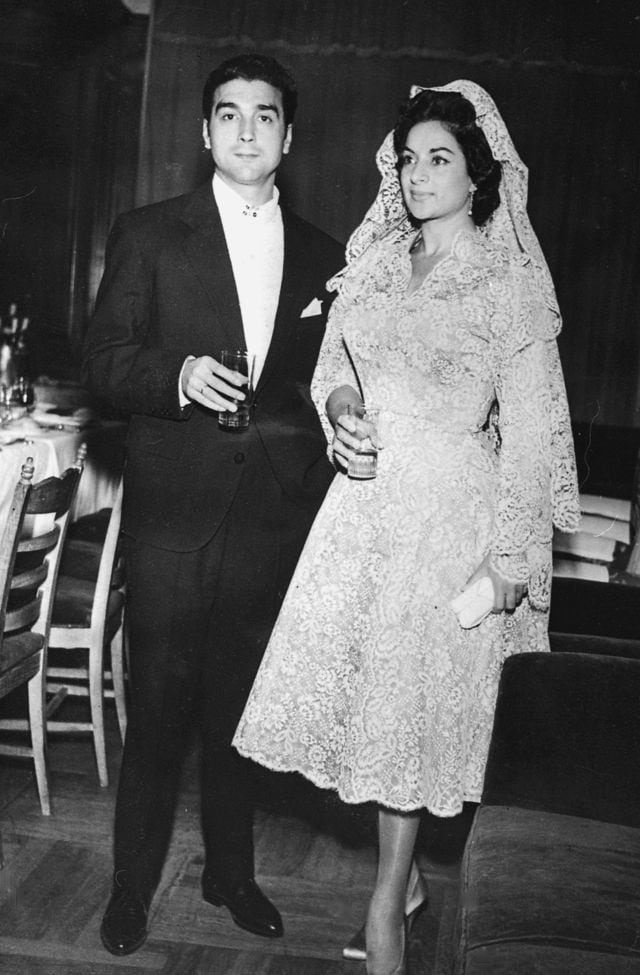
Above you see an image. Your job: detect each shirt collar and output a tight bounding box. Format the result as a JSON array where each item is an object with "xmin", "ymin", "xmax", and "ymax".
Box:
[{"xmin": 213, "ymin": 173, "xmax": 280, "ymax": 225}]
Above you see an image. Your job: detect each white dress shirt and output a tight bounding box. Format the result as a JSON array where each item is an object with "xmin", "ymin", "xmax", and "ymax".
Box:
[
  {"xmin": 178, "ymin": 175, "xmax": 285, "ymax": 405},
  {"xmin": 213, "ymin": 173, "xmax": 284, "ymax": 384}
]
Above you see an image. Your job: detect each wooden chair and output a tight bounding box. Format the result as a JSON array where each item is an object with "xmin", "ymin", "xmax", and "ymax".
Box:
[
  {"xmin": 45, "ymin": 478, "xmax": 126, "ymax": 787},
  {"xmin": 0, "ymin": 447, "xmax": 85, "ymax": 815}
]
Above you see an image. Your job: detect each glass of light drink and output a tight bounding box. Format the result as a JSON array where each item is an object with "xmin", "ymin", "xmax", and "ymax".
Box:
[{"xmin": 218, "ymin": 350, "xmax": 255, "ymax": 431}]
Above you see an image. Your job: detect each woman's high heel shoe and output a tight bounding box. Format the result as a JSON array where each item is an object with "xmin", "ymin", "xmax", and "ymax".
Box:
[
  {"xmin": 342, "ymin": 863, "xmax": 427, "ymax": 961},
  {"xmin": 366, "ymin": 916, "xmax": 409, "ymax": 975}
]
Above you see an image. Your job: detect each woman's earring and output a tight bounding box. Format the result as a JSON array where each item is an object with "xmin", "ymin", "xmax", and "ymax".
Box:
[{"xmin": 468, "ymin": 186, "xmax": 476, "ymax": 216}]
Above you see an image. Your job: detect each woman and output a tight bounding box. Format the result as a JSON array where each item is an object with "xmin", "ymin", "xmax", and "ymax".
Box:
[{"xmin": 234, "ymin": 81, "xmax": 580, "ymax": 975}]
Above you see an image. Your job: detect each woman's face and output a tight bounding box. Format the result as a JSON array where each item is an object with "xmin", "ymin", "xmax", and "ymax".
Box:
[{"xmin": 399, "ymin": 120, "xmax": 473, "ymax": 225}]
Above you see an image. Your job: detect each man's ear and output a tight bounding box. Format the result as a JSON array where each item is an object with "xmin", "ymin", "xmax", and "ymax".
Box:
[
  {"xmin": 202, "ymin": 119, "xmax": 211, "ymax": 150},
  {"xmin": 283, "ymin": 124, "xmax": 293, "ymax": 156}
]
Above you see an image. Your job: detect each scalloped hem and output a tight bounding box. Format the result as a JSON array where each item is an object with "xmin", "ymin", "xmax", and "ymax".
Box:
[{"xmin": 234, "ymin": 743, "xmax": 479, "ymax": 818}]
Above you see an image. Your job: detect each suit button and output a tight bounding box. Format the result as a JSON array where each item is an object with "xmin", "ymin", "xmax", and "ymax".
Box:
[{"xmin": 234, "ymin": 452, "xmax": 245, "ymax": 464}]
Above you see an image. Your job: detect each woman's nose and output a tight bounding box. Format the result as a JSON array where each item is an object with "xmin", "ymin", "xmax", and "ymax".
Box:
[{"xmin": 411, "ymin": 163, "xmax": 429, "ymax": 183}]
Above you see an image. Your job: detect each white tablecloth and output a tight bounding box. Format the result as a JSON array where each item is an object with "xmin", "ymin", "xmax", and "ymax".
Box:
[{"xmin": 0, "ymin": 423, "xmax": 125, "ymax": 527}]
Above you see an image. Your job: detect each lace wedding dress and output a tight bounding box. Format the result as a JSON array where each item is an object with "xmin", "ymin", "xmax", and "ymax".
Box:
[
  {"xmin": 234, "ymin": 80, "xmax": 579, "ymax": 816},
  {"xmin": 234, "ymin": 228, "xmax": 578, "ymax": 815}
]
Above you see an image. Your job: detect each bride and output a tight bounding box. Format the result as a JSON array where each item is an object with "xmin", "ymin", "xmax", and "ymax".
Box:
[{"xmin": 234, "ymin": 80, "xmax": 579, "ymax": 975}]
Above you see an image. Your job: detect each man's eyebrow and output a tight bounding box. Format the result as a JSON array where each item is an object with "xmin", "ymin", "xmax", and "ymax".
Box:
[
  {"xmin": 214, "ymin": 100, "xmax": 281, "ymax": 116},
  {"xmin": 256, "ymin": 102, "xmax": 280, "ymax": 115},
  {"xmin": 214, "ymin": 100, "xmax": 239, "ymax": 113}
]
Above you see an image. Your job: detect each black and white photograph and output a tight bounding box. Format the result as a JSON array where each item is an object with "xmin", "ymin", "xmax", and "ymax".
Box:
[{"xmin": 1, "ymin": 1, "xmax": 639, "ymax": 973}]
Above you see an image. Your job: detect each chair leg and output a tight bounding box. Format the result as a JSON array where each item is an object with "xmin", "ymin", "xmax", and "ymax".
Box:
[
  {"xmin": 28, "ymin": 668, "xmax": 51, "ymax": 816},
  {"xmin": 110, "ymin": 625, "xmax": 127, "ymax": 744},
  {"xmin": 123, "ymin": 602, "xmax": 131, "ymax": 690},
  {"xmin": 89, "ymin": 638, "xmax": 108, "ymax": 788}
]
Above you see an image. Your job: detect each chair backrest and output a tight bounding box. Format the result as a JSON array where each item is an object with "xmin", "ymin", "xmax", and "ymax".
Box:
[
  {"xmin": 89, "ymin": 477, "xmax": 124, "ymax": 629},
  {"xmin": 0, "ymin": 458, "xmax": 35, "ymax": 635},
  {"xmin": 482, "ymin": 651, "xmax": 640, "ymax": 830},
  {"xmin": 2, "ymin": 446, "xmax": 86, "ymax": 646}
]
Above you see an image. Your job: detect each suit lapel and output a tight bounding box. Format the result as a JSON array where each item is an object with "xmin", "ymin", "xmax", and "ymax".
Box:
[
  {"xmin": 257, "ymin": 208, "xmax": 313, "ymax": 392},
  {"xmin": 179, "ymin": 190, "xmax": 316, "ymax": 386},
  {"xmin": 179, "ymin": 185, "xmax": 245, "ymax": 351}
]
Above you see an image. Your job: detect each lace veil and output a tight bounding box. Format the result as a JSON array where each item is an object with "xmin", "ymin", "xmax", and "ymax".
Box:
[
  {"xmin": 332, "ymin": 80, "xmax": 560, "ymax": 329},
  {"xmin": 326, "ymin": 79, "xmax": 580, "ymax": 540}
]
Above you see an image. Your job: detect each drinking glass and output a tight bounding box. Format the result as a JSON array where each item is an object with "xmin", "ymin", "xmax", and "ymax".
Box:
[
  {"xmin": 0, "ymin": 384, "xmax": 10, "ymax": 424},
  {"xmin": 347, "ymin": 404, "xmax": 380, "ymax": 480},
  {"xmin": 17, "ymin": 377, "xmax": 35, "ymax": 411},
  {"xmin": 1, "ymin": 381, "xmax": 29, "ymax": 421},
  {"xmin": 217, "ymin": 350, "xmax": 255, "ymax": 431}
]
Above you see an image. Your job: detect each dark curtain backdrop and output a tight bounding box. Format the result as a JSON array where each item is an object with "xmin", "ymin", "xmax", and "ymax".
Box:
[{"xmin": 138, "ymin": 0, "xmax": 640, "ymax": 427}]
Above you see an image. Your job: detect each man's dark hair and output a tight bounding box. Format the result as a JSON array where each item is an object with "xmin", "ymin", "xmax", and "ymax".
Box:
[
  {"xmin": 393, "ymin": 89, "xmax": 502, "ymax": 226},
  {"xmin": 202, "ymin": 54, "xmax": 298, "ymax": 127}
]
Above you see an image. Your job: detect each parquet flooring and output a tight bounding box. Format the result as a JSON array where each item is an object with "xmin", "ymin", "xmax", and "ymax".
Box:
[{"xmin": 0, "ymin": 701, "xmax": 472, "ymax": 973}]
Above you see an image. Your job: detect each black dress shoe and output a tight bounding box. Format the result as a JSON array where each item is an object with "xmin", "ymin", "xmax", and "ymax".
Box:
[
  {"xmin": 202, "ymin": 875, "xmax": 284, "ymax": 938},
  {"xmin": 100, "ymin": 886, "xmax": 149, "ymax": 956}
]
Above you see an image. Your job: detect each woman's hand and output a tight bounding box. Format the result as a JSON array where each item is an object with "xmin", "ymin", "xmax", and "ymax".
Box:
[
  {"xmin": 331, "ymin": 411, "xmax": 361, "ymax": 470},
  {"xmin": 333, "ymin": 413, "xmax": 373, "ymax": 470},
  {"xmin": 332, "ymin": 410, "xmax": 382, "ymax": 472},
  {"xmin": 326, "ymin": 386, "xmax": 380, "ymax": 472},
  {"xmin": 464, "ymin": 554, "xmax": 528, "ymax": 613}
]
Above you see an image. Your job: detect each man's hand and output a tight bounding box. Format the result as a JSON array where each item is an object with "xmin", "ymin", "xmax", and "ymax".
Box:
[{"xmin": 181, "ymin": 355, "xmax": 247, "ymax": 412}]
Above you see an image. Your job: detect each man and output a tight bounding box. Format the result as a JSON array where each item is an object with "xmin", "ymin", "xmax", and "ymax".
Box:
[{"xmin": 83, "ymin": 53, "xmax": 343, "ymax": 956}]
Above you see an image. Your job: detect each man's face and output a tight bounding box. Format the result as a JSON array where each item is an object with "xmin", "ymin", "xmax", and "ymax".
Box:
[{"xmin": 203, "ymin": 78, "xmax": 292, "ymax": 203}]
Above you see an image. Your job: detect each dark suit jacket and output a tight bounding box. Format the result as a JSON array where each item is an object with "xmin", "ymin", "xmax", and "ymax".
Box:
[{"xmin": 82, "ymin": 183, "xmax": 344, "ymax": 551}]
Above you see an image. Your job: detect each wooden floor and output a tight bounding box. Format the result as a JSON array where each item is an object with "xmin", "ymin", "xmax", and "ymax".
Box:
[{"xmin": 0, "ymin": 701, "xmax": 474, "ymax": 974}]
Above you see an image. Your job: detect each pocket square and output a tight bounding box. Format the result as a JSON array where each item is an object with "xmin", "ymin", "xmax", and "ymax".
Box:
[{"xmin": 300, "ymin": 297, "xmax": 323, "ymax": 318}]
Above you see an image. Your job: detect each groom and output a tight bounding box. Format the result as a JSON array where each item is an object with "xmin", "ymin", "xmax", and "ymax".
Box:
[{"xmin": 82, "ymin": 53, "xmax": 343, "ymax": 955}]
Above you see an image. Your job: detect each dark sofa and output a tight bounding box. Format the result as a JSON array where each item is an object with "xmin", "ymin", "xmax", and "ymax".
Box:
[
  {"xmin": 549, "ymin": 576, "xmax": 640, "ymax": 659},
  {"xmin": 454, "ymin": 651, "xmax": 640, "ymax": 974}
]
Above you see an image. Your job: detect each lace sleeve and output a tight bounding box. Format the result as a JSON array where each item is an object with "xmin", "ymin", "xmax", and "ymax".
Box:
[
  {"xmin": 545, "ymin": 338, "xmax": 581, "ymax": 532},
  {"xmin": 489, "ymin": 272, "xmax": 580, "ymax": 608},
  {"xmin": 311, "ymin": 276, "xmax": 363, "ymax": 444}
]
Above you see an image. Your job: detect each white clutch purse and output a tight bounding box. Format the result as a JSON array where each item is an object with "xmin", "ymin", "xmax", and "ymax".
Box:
[{"xmin": 450, "ymin": 576, "xmax": 495, "ymax": 629}]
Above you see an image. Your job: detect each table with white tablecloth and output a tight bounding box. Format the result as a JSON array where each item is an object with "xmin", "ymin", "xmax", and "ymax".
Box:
[{"xmin": 0, "ymin": 422, "xmax": 125, "ymax": 527}]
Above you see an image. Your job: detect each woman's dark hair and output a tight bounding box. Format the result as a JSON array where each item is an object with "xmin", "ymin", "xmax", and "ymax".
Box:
[
  {"xmin": 202, "ymin": 54, "xmax": 298, "ymax": 127},
  {"xmin": 393, "ymin": 89, "xmax": 502, "ymax": 226}
]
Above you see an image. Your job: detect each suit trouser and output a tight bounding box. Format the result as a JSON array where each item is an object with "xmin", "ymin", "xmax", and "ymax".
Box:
[{"xmin": 112, "ymin": 447, "xmax": 322, "ymax": 901}]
